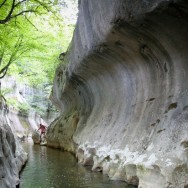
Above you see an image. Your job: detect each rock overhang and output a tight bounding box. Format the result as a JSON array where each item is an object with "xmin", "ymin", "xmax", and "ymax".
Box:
[{"xmin": 48, "ymin": 0, "xmax": 188, "ymax": 187}]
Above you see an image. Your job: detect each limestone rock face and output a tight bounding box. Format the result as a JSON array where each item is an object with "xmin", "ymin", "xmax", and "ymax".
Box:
[
  {"xmin": 47, "ymin": 0, "xmax": 188, "ymax": 187},
  {"xmin": 0, "ymin": 103, "xmax": 27, "ymax": 188},
  {"xmin": 1, "ymin": 76, "xmax": 51, "ymax": 139}
]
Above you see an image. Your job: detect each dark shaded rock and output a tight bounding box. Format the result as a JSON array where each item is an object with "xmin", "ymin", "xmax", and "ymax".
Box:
[{"xmin": 0, "ymin": 102, "xmax": 27, "ymax": 187}]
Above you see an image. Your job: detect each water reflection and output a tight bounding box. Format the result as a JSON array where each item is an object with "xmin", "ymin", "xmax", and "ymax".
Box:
[{"xmin": 20, "ymin": 141, "xmax": 136, "ymax": 188}]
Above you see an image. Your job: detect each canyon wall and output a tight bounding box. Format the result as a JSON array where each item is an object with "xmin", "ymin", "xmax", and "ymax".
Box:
[
  {"xmin": 0, "ymin": 76, "xmax": 52, "ymax": 187},
  {"xmin": 1, "ymin": 76, "xmax": 56, "ymax": 138},
  {"xmin": 0, "ymin": 100, "xmax": 27, "ymax": 188},
  {"xmin": 47, "ymin": 0, "xmax": 188, "ymax": 187}
]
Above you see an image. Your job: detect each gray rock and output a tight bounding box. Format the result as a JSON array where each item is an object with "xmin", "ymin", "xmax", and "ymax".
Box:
[
  {"xmin": 48, "ymin": 0, "xmax": 188, "ymax": 187},
  {"xmin": 32, "ymin": 130, "xmax": 41, "ymax": 144},
  {"xmin": 0, "ymin": 101, "xmax": 27, "ymax": 188}
]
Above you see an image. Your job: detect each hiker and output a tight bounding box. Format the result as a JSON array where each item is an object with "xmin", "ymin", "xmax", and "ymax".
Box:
[{"xmin": 37, "ymin": 123, "xmax": 47, "ymax": 141}]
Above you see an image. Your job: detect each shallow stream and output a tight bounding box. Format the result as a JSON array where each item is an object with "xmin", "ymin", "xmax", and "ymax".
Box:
[{"xmin": 20, "ymin": 141, "xmax": 136, "ymax": 188}]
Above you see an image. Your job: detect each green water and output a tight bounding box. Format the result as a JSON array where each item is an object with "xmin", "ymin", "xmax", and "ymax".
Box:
[{"xmin": 20, "ymin": 142, "xmax": 136, "ymax": 188}]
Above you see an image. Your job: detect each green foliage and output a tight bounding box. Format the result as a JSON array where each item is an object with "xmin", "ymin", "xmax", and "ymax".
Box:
[
  {"xmin": 0, "ymin": 0, "xmax": 77, "ymax": 116},
  {"xmin": 5, "ymin": 14, "xmax": 75, "ymax": 86},
  {"xmin": 18, "ymin": 102, "xmax": 30, "ymax": 116},
  {"xmin": 0, "ymin": 0, "xmax": 65, "ymax": 24},
  {"xmin": 32, "ymin": 105, "xmax": 45, "ymax": 116},
  {"xmin": 0, "ymin": 0, "xmax": 77, "ymax": 85},
  {"xmin": 1, "ymin": 88, "xmax": 13, "ymax": 95},
  {"xmin": 6, "ymin": 98, "xmax": 19, "ymax": 108},
  {"xmin": 6, "ymin": 97, "xmax": 30, "ymax": 116}
]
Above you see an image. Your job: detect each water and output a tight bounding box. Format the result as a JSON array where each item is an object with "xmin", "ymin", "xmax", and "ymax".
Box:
[{"xmin": 20, "ymin": 141, "xmax": 136, "ymax": 188}]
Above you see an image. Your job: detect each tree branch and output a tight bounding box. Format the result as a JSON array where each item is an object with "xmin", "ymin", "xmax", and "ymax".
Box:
[
  {"xmin": 17, "ymin": 48, "xmax": 30, "ymax": 57},
  {"xmin": 0, "ymin": 66, "xmax": 9, "ymax": 79},
  {"xmin": 15, "ymin": 0, "xmax": 27, "ymax": 8},
  {"xmin": 0, "ymin": 0, "xmax": 55, "ymax": 24},
  {"xmin": 0, "ymin": 53, "xmax": 14, "ymax": 74},
  {"xmin": 0, "ymin": 36, "xmax": 23, "ymax": 79},
  {"xmin": 0, "ymin": 49, "xmax": 5, "ymax": 66},
  {"xmin": 0, "ymin": 50, "xmax": 17, "ymax": 79},
  {"xmin": 0, "ymin": 0, "xmax": 37, "ymax": 24},
  {"xmin": 25, "ymin": 15, "xmax": 39, "ymax": 30},
  {"xmin": 11, "ymin": 10, "xmax": 36, "ymax": 19},
  {"xmin": 0, "ymin": 0, "xmax": 16, "ymax": 24},
  {"xmin": 0, "ymin": 0, "xmax": 7, "ymax": 8},
  {"xmin": 34, "ymin": 0, "xmax": 52, "ymax": 12}
]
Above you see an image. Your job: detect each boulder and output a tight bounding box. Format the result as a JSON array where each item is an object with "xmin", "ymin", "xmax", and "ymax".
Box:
[{"xmin": 32, "ymin": 130, "xmax": 40, "ymax": 144}]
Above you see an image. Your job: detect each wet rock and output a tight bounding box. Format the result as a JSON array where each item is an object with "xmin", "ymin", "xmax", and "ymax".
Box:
[
  {"xmin": 32, "ymin": 130, "xmax": 41, "ymax": 144},
  {"xmin": 32, "ymin": 130, "xmax": 47, "ymax": 145},
  {"xmin": 47, "ymin": 113, "xmax": 79, "ymax": 152}
]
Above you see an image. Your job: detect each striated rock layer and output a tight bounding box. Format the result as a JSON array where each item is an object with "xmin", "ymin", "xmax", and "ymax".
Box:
[{"xmin": 47, "ymin": 0, "xmax": 188, "ymax": 187}]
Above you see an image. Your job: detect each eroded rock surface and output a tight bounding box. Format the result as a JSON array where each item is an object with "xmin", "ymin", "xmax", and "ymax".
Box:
[
  {"xmin": 0, "ymin": 101, "xmax": 27, "ymax": 188},
  {"xmin": 47, "ymin": 0, "xmax": 188, "ymax": 187}
]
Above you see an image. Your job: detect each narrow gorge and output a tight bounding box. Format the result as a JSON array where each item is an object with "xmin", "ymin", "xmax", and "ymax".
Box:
[
  {"xmin": 0, "ymin": 77, "xmax": 53, "ymax": 187},
  {"xmin": 0, "ymin": 0, "xmax": 188, "ymax": 187},
  {"xmin": 47, "ymin": 0, "xmax": 188, "ymax": 187}
]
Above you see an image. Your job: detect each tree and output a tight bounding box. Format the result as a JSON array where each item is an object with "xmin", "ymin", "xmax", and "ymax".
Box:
[
  {"xmin": 0, "ymin": 0, "xmax": 72, "ymax": 79},
  {"xmin": 7, "ymin": 14, "xmax": 75, "ymax": 86},
  {"xmin": 0, "ymin": 0, "xmax": 58, "ymax": 24},
  {"xmin": 0, "ymin": 0, "xmax": 77, "ymax": 115}
]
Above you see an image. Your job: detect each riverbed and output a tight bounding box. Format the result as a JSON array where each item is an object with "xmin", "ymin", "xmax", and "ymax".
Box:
[{"xmin": 20, "ymin": 141, "xmax": 136, "ymax": 188}]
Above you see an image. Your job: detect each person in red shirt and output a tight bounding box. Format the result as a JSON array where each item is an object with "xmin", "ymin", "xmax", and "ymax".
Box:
[{"xmin": 37, "ymin": 123, "xmax": 47, "ymax": 141}]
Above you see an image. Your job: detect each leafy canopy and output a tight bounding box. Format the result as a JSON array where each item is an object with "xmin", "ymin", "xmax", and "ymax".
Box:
[{"xmin": 0, "ymin": 0, "xmax": 77, "ymax": 87}]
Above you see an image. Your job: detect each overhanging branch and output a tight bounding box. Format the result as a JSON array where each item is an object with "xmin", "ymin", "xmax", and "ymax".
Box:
[
  {"xmin": 0, "ymin": 0, "xmax": 55, "ymax": 24},
  {"xmin": 0, "ymin": 0, "xmax": 7, "ymax": 8},
  {"xmin": 0, "ymin": 36, "xmax": 23, "ymax": 79},
  {"xmin": 15, "ymin": 0, "xmax": 27, "ymax": 8},
  {"xmin": 25, "ymin": 15, "xmax": 39, "ymax": 30},
  {"xmin": 0, "ymin": 0, "xmax": 15, "ymax": 24},
  {"xmin": 11, "ymin": 10, "xmax": 36, "ymax": 19}
]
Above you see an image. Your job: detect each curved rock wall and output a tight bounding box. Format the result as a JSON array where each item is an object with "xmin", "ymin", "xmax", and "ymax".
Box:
[{"xmin": 48, "ymin": 0, "xmax": 188, "ymax": 187}]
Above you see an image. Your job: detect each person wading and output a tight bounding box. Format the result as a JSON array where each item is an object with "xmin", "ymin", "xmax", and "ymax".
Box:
[{"xmin": 37, "ymin": 123, "xmax": 47, "ymax": 141}]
